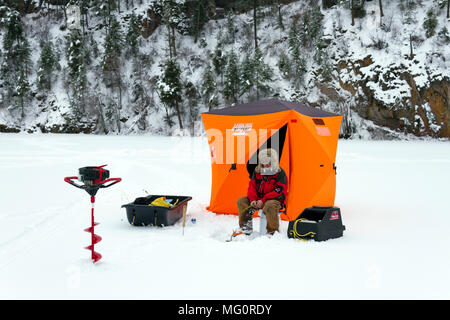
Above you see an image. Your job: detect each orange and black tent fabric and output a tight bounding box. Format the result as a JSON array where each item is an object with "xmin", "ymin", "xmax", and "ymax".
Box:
[{"xmin": 201, "ymin": 99, "xmax": 342, "ymax": 221}]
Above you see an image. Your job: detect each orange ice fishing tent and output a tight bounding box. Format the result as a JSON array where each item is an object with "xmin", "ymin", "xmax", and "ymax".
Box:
[{"xmin": 201, "ymin": 99, "xmax": 342, "ymax": 221}]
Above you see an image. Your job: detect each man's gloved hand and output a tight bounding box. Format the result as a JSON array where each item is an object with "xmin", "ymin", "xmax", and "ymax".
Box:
[
  {"xmin": 256, "ymin": 200, "xmax": 263, "ymax": 208},
  {"xmin": 251, "ymin": 200, "xmax": 263, "ymax": 209}
]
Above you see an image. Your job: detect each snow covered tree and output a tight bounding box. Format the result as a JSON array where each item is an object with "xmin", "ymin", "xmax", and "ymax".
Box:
[
  {"xmin": 130, "ymin": 53, "xmax": 154, "ymax": 131},
  {"xmin": 125, "ymin": 12, "xmax": 141, "ymax": 58},
  {"xmin": 423, "ymin": 9, "xmax": 438, "ymax": 38},
  {"xmin": 298, "ymin": 6, "xmax": 323, "ymax": 49},
  {"xmin": 287, "ymin": 21, "xmax": 307, "ymax": 85},
  {"xmin": 212, "ymin": 40, "xmax": 226, "ymax": 85},
  {"xmin": 159, "ymin": 58, "xmax": 184, "ymax": 129},
  {"xmin": 16, "ymin": 67, "xmax": 30, "ymax": 118},
  {"xmin": 277, "ymin": 51, "xmax": 290, "ymax": 78},
  {"xmin": 1, "ymin": 8, "xmax": 31, "ymax": 113},
  {"xmin": 252, "ymin": 47, "xmax": 273, "ymax": 99},
  {"xmin": 184, "ymin": 80, "xmax": 200, "ymax": 133},
  {"xmin": 290, "ymin": 44, "xmax": 307, "ymax": 85},
  {"xmin": 314, "ymin": 45, "xmax": 333, "ymax": 81},
  {"xmin": 102, "ymin": 15, "xmax": 123, "ymax": 68},
  {"xmin": 224, "ymin": 10, "xmax": 236, "ymax": 44},
  {"xmin": 160, "ymin": 0, "xmax": 185, "ymax": 58},
  {"xmin": 2, "ymin": 10, "xmax": 31, "ymax": 74},
  {"xmin": 91, "ymin": 0, "xmax": 117, "ymax": 28},
  {"xmin": 240, "ymin": 48, "xmax": 273, "ymax": 100},
  {"xmin": 399, "ymin": 0, "xmax": 418, "ymax": 24},
  {"xmin": 201, "ymin": 64, "xmax": 218, "ymax": 111},
  {"xmin": 102, "ymin": 16, "xmax": 124, "ymax": 132},
  {"xmin": 272, "ymin": 0, "xmax": 284, "ymax": 31},
  {"xmin": 223, "ymin": 50, "xmax": 240, "ymax": 104},
  {"xmin": 37, "ymin": 41, "xmax": 57, "ymax": 91},
  {"xmin": 240, "ymin": 52, "xmax": 254, "ymax": 99},
  {"xmin": 187, "ymin": 0, "xmax": 209, "ymax": 43},
  {"xmin": 253, "ymin": 0, "xmax": 259, "ymax": 49},
  {"xmin": 309, "ymin": 6, "xmax": 324, "ymax": 44},
  {"xmin": 437, "ymin": 26, "xmax": 450, "ymax": 43},
  {"xmin": 288, "ymin": 20, "xmax": 300, "ymax": 52},
  {"xmin": 66, "ymin": 28, "xmax": 87, "ymax": 118}
]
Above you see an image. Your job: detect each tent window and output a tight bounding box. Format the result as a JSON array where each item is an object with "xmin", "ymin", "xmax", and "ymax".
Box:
[{"xmin": 313, "ymin": 118, "xmax": 325, "ymax": 125}]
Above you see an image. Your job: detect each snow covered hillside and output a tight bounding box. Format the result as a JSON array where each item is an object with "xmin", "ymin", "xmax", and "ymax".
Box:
[
  {"xmin": 0, "ymin": 0, "xmax": 448, "ymax": 139},
  {"xmin": 0, "ymin": 133, "xmax": 449, "ymax": 299}
]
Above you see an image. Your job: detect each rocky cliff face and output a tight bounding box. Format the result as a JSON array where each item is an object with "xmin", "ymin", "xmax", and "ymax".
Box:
[{"xmin": 335, "ymin": 55, "xmax": 449, "ymax": 138}]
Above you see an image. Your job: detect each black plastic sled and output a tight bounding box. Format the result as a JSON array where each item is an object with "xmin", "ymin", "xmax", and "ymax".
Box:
[{"xmin": 122, "ymin": 195, "xmax": 192, "ymax": 227}]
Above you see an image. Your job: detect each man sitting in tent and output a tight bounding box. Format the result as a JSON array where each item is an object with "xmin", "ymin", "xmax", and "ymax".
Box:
[{"xmin": 235, "ymin": 148, "xmax": 288, "ymax": 236}]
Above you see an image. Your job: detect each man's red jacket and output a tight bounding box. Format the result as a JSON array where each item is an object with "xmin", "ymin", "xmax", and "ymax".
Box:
[{"xmin": 247, "ymin": 168, "xmax": 288, "ymax": 208}]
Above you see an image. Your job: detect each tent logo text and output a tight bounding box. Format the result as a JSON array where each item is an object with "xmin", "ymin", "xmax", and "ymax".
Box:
[{"xmin": 231, "ymin": 123, "xmax": 252, "ymax": 135}]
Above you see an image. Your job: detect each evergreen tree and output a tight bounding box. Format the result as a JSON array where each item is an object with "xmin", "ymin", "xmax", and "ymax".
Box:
[
  {"xmin": 298, "ymin": 6, "xmax": 323, "ymax": 49},
  {"xmin": 224, "ymin": 10, "xmax": 236, "ymax": 44},
  {"xmin": 239, "ymin": 47, "xmax": 273, "ymax": 100},
  {"xmin": 291, "ymin": 44, "xmax": 307, "ymax": 85},
  {"xmin": 161, "ymin": 0, "xmax": 185, "ymax": 58},
  {"xmin": 277, "ymin": 51, "xmax": 290, "ymax": 78},
  {"xmin": 1, "ymin": 9, "xmax": 31, "ymax": 113},
  {"xmin": 423, "ymin": 9, "xmax": 438, "ymax": 38},
  {"xmin": 125, "ymin": 12, "xmax": 141, "ymax": 58},
  {"xmin": 253, "ymin": 0, "xmax": 259, "ymax": 49},
  {"xmin": 184, "ymin": 80, "xmax": 200, "ymax": 133},
  {"xmin": 130, "ymin": 53, "xmax": 153, "ymax": 131},
  {"xmin": 437, "ymin": 26, "xmax": 450, "ymax": 43},
  {"xmin": 37, "ymin": 41, "xmax": 57, "ymax": 91},
  {"xmin": 201, "ymin": 64, "xmax": 218, "ymax": 111},
  {"xmin": 252, "ymin": 47, "xmax": 273, "ymax": 99},
  {"xmin": 212, "ymin": 40, "xmax": 226, "ymax": 85},
  {"xmin": 159, "ymin": 59, "xmax": 184, "ymax": 129},
  {"xmin": 287, "ymin": 21, "xmax": 307, "ymax": 85},
  {"xmin": 102, "ymin": 16, "xmax": 124, "ymax": 132},
  {"xmin": 298, "ymin": 10, "xmax": 311, "ymax": 48},
  {"xmin": 91, "ymin": 0, "xmax": 116, "ymax": 28},
  {"xmin": 2, "ymin": 9, "xmax": 31, "ymax": 73},
  {"xmin": 223, "ymin": 50, "xmax": 240, "ymax": 104},
  {"xmin": 288, "ymin": 21, "xmax": 299, "ymax": 52},
  {"xmin": 102, "ymin": 17, "xmax": 123, "ymax": 69},
  {"xmin": 400, "ymin": 0, "xmax": 418, "ymax": 24},
  {"xmin": 314, "ymin": 46, "xmax": 333, "ymax": 81},
  {"xmin": 16, "ymin": 67, "xmax": 30, "ymax": 119},
  {"xmin": 89, "ymin": 33, "xmax": 100, "ymax": 59},
  {"xmin": 189, "ymin": 0, "xmax": 209, "ymax": 43},
  {"xmin": 271, "ymin": 0, "xmax": 284, "ymax": 31},
  {"xmin": 309, "ymin": 6, "xmax": 324, "ymax": 42},
  {"xmin": 240, "ymin": 52, "xmax": 255, "ymax": 99},
  {"xmin": 66, "ymin": 28, "xmax": 87, "ymax": 117}
]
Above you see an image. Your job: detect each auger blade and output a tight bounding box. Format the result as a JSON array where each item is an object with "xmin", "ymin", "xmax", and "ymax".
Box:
[
  {"xmin": 84, "ymin": 222, "xmax": 100, "ymax": 233},
  {"xmin": 92, "ymin": 234, "xmax": 102, "ymax": 244},
  {"xmin": 92, "ymin": 251, "xmax": 102, "ymax": 263}
]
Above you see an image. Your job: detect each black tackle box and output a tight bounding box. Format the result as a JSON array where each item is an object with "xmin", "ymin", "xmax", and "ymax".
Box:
[
  {"xmin": 121, "ymin": 195, "xmax": 192, "ymax": 227},
  {"xmin": 287, "ymin": 206, "xmax": 345, "ymax": 241}
]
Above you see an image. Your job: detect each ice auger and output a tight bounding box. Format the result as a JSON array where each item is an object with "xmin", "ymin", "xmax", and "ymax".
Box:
[{"xmin": 64, "ymin": 165, "xmax": 121, "ymax": 263}]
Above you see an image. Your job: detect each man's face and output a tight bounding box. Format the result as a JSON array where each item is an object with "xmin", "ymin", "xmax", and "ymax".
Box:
[{"xmin": 262, "ymin": 162, "xmax": 272, "ymax": 168}]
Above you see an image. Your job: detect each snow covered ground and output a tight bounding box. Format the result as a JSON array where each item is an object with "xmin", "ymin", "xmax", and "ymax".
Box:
[{"xmin": 0, "ymin": 133, "xmax": 449, "ymax": 300}]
